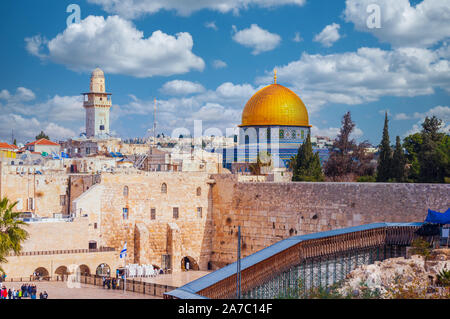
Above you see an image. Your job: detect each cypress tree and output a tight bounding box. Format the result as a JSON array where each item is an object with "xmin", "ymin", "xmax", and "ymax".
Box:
[
  {"xmin": 292, "ymin": 133, "xmax": 324, "ymax": 182},
  {"xmin": 377, "ymin": 112, "xmax": 393, "ymax": 182},
  {"xmin": 392, "ymin": 136, "xmax": 406, "ymax": 182}
]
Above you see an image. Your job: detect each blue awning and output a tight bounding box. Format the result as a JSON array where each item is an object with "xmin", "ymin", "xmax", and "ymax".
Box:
[{"xmin": 425, "ymin": 208, "xmax": 450, "ymax": 224}]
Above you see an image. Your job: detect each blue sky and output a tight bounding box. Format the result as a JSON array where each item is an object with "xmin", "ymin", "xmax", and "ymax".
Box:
[{"xmin": 0, "ymin": 0, "xmax": 449, "ymax": 145}]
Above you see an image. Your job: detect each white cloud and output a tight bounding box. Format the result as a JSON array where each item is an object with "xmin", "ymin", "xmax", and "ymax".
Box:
[
  {"xmin": 395, "ymin": 105, "xmax": 450, "ymax": 121},
  {"xmin": 0, "ymin": 87, "xmax": 83, "ymax": 143},
  {"xmin": 313, "ymin": 23, "xmax": 341, "ymax": 47},
  {"xmin": 257, "ymin": 46, "xmax": 450, "ymax": 112},
  {"xmin": 293, "ymin": 32, "xmax": 303, "ymax": 43},
  {"xmin": 205, "ymin": 21, "xmax": 218, "ymax": 30},
  {"xmin": 44, "ymin": 123, "xmax": 77, "ymax": 141},
  {"xmin": 116, "ymin": 81, "xmax": 258, "ymax": 134},
  {"xmin": 212, "ymin": 59, "xmax": 227, "ymax": 69},
  {"xmin": 0, "ymin": 87, "xmax": 36, "ymax": 103},
  {"xmin": 401, "ymin": 105, "xmax": 450, "ymax": 136},
  {"xmin": 311, "ymin": 124, "xmax": 364, "ymax": 140},
  {"xmin": 232, "ymin": 24, "xmax": 281, "ymax": 55},
  {"xmin": 24, "ymin": 35, "xmax": 48, "ymax": 59},
  {"xmin": 160, "ymin": 80, "xmax": 206, "ymax": 95},
  {"xmin": 344, "ymin": 0, "xmax": 450, "ymax": 48},
  {"xmin": 88, "ymin": 0, "xmax": 306, "ymax": 18},
  {"xmin": 25, "ymin": 15, "xmax": 205, "ymax": 78}
]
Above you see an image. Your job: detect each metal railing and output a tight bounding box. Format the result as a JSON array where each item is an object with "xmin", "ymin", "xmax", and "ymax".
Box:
[
  {"xmin": 8, "ymin": 247, "xmax": 115, "ymax": 257},
  {"xmin": 77, "ymin": 275, "xmax": 176, "ymax": 297}
]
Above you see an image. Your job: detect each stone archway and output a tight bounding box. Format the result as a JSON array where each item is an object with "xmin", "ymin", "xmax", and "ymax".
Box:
[
  {"xmin": 33, "ymin": 267, "xmax": 49, "ymax": 279},
  {"xmin": 55, "ymin": 266, "xmax": 69, "ymax": 276},
  {"xmin": 78, "ymin": 264, "xmax": 90, "ymax": 276},
  {"xmin": 96, "ymin": 263, "xmax": 111, "ymax": 277},
  {"xmin": 181, "ymin": 256, "xmax": 199, "ymax": 271}
]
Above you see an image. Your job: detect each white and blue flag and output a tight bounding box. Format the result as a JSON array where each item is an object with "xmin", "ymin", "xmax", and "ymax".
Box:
[{"xmin": 120, "ymin": 242, "xmax": 127, "ymax": 259}]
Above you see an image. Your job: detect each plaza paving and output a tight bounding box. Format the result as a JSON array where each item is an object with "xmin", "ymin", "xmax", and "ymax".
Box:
[
  {"xmin": 1, "ymin": 281, "xmax": 159, "ymax": 299},
  {"xmin": 134, "ymin": 270, "xmax": 211, "ymax": 287},
  {"xmin": 0, "ymin": 271, "xmax": 211, "ymax": 299}
]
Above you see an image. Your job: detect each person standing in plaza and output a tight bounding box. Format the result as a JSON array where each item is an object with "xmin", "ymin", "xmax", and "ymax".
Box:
[
  {"xmin": 42, "ymin": 291, "xmax": 48, "ymax": 299},
  {"xmin": 8, "ymin": 288, "xmax": 12, "ymax": 299}
]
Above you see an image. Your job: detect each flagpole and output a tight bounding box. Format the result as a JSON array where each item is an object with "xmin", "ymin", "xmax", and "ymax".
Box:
[{"xmin": 124, "ymin": 242, "xmax": 127, "ymax": 293}]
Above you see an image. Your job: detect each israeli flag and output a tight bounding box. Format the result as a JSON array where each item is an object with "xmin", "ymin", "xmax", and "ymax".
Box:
[{"xmin": 120, "ymin": 242, "xmax": 127, "ymax": 259}]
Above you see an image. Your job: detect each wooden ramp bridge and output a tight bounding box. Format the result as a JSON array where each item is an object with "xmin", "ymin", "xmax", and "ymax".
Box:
[{"xmin": 164, "ymin": 222, "xmax": 424, "ymax": 299}]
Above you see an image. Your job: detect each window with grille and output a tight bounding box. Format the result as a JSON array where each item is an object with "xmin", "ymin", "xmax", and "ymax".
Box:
[
  {"xmin": 197, "ymin": 207, "xmax": 202, "ymax": 218},
  {"xmin": 196, "ymin": 187, "xmax": 201, "ymax": 196},
  {"xmin": 28, "ymin": 198, "xmax": 34, "ymax": 210},
  {"xmin": 161, "ymin": 183, "xmax": 167, "ymax": 194},
  {"xmin": 173, "ymin": 207, "xmax": 179, "ymax": 219},
  {"xmin": 123, "ymin": 186, "xmax": 129, "ymax": 197},
  {"xmin": 151, "ymin": 208, "xmax": 156, "ymax": 220},
  {"xmin": 60, "ymin": 195, "xmax": 66, "ymax": 206},
  {"xmin": 123, "ymin": 208, "xmax": 129, "ymax": 220}
]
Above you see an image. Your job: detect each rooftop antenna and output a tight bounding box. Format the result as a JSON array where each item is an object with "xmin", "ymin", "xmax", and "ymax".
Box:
[
  {"xmin": 274, "ymin": 68, "xmax": 277, "ymax": 84},
  {"xmin": 153, "ymin": 98, "xmax": 157, "ymax": 152}
]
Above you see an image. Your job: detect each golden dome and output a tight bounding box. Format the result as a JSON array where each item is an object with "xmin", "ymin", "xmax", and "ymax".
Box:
[{"xmin": 240, "ymin": 83, "xmax": 311, "ymax": 127}]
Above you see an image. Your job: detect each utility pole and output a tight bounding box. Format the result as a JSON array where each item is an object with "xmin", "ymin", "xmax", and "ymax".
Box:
[{"xmin": 237, "ymin": 225, "xmax": 241, "ymax": 299}]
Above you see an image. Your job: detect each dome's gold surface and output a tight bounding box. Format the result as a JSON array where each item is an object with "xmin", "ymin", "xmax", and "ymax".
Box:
[{"xmin": 240, "ymin": 84, "xmax": 311, "ymax": 127}]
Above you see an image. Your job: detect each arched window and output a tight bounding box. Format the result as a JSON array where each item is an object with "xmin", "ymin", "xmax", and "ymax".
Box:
[
  {"xmin": 123, "ymin": 186, "xmax": 129, "ymax": 197},
  {"xmin": 196, "ymin": 187, "xmax": 201, "ymax": 196},
  {"xmin": 161, "ymin": 183, "xmax": 167, "ymax": 194}
]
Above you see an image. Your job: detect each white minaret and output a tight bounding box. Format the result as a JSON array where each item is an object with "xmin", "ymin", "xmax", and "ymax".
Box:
[{"xmin": 83, "ymin": 68, "xmax": 112, "ymax": 138}]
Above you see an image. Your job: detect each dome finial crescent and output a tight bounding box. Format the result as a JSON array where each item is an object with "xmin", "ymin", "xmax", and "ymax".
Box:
[{"xmin": 274, "ymin": 68, "xmax": 277, "ymax": 84}]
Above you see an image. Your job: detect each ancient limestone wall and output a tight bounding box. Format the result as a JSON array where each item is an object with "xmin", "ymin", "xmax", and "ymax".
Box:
[
  {"xmin": 20, "ymin": 218, "xmax": 91, "ymax": 252},
  {"xmin": 210, "ymin": 174, "xmax": 450, "ymax": 268},
  {"xmin": 3, "ymin": 250, "xmax": 119, "ymax": 279},
  {"xmin": 0, "ymin": 168, "xmax": 69, "ymax": 217},
  {"xmin": 75, "ymin": 172, "xmax": 214, "ymax": 271}
]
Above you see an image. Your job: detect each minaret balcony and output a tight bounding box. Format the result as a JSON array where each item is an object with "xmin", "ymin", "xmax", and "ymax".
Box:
[{"xmin": 83, "ymin": 100, "xmax": 112, "ymax": 107}]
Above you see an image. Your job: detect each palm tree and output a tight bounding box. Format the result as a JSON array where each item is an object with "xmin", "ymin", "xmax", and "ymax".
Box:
[{"xmin": 0, "ymin": 197, "xmax": 29, "ymax": 273}]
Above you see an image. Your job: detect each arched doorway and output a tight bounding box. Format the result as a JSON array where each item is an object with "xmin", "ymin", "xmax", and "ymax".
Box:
[
  {"xmin": 181, "ymin": 256, "xmax": 199, "ymax": 271},
  {"xmin": 33, "ymin": 267, "xmax": 49, "ymax": 279},
  {"xmin": 96, "ymin": 263, "xmax": 111, "ymax": 277},
  {"xmin": 78, "ymin": 264, "xmax": 90, "ymax": 276},
  {"xmin": 55, "ymin": 266, "xmax": 69, "ymax": 276}
]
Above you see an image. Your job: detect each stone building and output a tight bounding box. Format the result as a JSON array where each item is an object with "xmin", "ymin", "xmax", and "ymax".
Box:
[
  {"xmin": 25, "ymin": 138, "xmax": 61, "ymax": 155},
  {"xmin": 72, "ymin": 172, "xmax": 215, "ymax": 272}
]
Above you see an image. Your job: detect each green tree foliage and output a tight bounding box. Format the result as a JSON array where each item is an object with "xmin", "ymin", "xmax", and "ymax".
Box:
[
  {"xmin": 292, "ymin": 133, "xmax": 324, "ymax": 182},
  {"xmin": 0, "ymin": 198, "xmax": 29, "ymax": 273},
  {"xmin": 418, "ymin": 117, "xmax": 449, "ymax": 183},
  {"xmin": 376, "ymin": 112, "xmax": 393, "ymax": 182},
  {"xmin": 409, "ymin": 238, "xmax": 432, "ymax": 259},
  {"xmin": 403, "ymin": 116, "xmax": 449, "ymax": 183},
  {"xmin": 249, "ymin": 152, "xmax": 272, "ymax": 175},
  {"xmin": 35, "ymin": 131, "xmax": 49, "ymax": 140},
  {"xmin": 391, "ymin": 136, "xmax": 407, "ymax": 182},
  {"xmin": 403, "ymin": 133, "xmax": 423, "ymax": 181},
  {"xmin": 324, "ymin": 112, "xmax": 375, "ymax": 181}
]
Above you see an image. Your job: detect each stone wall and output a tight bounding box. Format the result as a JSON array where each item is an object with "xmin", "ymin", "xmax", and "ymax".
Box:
[
  {"xmin": 3, "ymin": 250, "xmax": 119, "ymax": 279},
  {"xmin": 20, "ymin": 218, "xmax": 91, "ymax": 252},
  {"xmin": 209, "ymin": 174, "xmax": 450, "ymax": 268},
  {"xmin": 74, "ymin": 172, "xmax": 214, "ymax": 272},
  {"xmin": 0, "ymin": 166, "xmax": 69, "ymax": 217}
]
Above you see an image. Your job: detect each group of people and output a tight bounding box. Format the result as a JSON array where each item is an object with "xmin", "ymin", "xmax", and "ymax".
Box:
[
  {"xmin": 0, "ymin": 283, "xmax": 48, "ymax": 299},
  {"xmin": 102, "ymin": 277, "xmax": 121, "ymax": 290}
]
